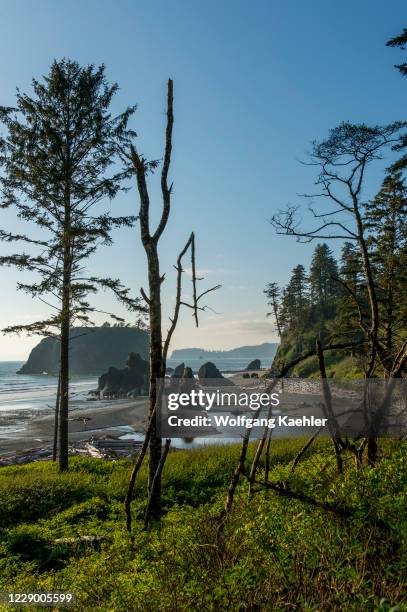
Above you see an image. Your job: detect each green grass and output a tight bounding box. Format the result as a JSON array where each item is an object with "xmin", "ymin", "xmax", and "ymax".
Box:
[{"xmin": 0, "ymin": 439, "xmax": 406, "ymax": 611}]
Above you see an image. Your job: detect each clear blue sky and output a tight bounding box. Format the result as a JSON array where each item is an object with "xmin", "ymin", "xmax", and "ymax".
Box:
[{"xmin": 0, "ymin": 0, "xmax": 405, "ymax": 359}]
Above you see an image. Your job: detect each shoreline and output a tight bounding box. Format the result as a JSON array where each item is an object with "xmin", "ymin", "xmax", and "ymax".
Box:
[
  {"xmin": 0, "ymin": 369, "xmax": 356, "ymax": 462},
  {"xmin": 0, "ymin": 396, "xmax": 149, "ymax": 456}
]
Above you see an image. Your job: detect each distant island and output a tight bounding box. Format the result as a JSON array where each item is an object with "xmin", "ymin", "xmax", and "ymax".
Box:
[
  {"xmin": 18, "ymin": 326, "xmax": 149, "ymax": 376},
  {"xmin": 170, "ymin": 342, "xmax": 278, "ymax": 363}
]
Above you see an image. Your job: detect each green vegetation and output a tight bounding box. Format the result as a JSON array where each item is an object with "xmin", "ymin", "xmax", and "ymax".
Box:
[
  {"xmin": 0, "ymin": 441, "xmax": 406, "ymax": 610},
  {"xmin": 267, "ymin": 230, "xmax": 407, "ymax": 378}
]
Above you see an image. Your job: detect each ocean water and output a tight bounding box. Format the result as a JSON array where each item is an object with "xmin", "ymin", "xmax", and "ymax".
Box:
[
  {"xmin": 0, "ymin": 362, "xmax": 97, "ymax": 439},
  {"xmin": 0, "ymin": 356, "xmax": 263, "ymax": 442},
  {"xmin": 166, "ymin": 356, "xmax": 267, "ymax": 372}
]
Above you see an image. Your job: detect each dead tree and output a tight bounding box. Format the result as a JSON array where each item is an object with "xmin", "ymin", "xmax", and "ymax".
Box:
[
  {"xmin": 264, "ymin": 431, "xmax": 273, "ymax": 482},
  {"xmin": 125, "ymin": 80, "xmax": 220, "ymax": 530},
  {"xmin": 290, "ymin": 427, "xmax": 323, "ymax": 474}
]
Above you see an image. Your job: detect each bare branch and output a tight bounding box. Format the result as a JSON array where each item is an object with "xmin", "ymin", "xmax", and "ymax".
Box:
[
  {"xmin": 191, "ymin": 231, "xmax": 198, "ymax": 327},
  {"xmin": 162, "ymin": 232, "xmax": 194, "ymax": 362},
  {"xmin": 140, "ymin": 287, "xmax": 150, "ymax": 305},
  {"xmin": 154, "ymin": 79, "xmax": 174, "ymax": 242},
  {"xmin": 130, "ymin": 144, "xmax": 151, "ymax": 245}
]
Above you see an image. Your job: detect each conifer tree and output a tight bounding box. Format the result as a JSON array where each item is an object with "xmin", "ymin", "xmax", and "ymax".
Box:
[
  {"xmin": 366, "ymin": 172, "xmax": 407, "ymax": 357},
  {"xmin": 386, "ymin": 28, "xmax": 407, "ymax": 171},
  {"xmin": 0, "ymin": 59, "xmax": 143, "ymax": 471},
  {"xmin": 281, "ymin": 265, "xmax": 309, "ymax": 352},
  {"xmin": 386, "ymin": 28, "xmax": 407, "ymax": 78},
  {"xmin": 264, "ymin": 282, "xmax": 282, "ymax": 336},
  {"xmin": 308, "ymin": 243, "xmax": 339, "ymax": 338},
  {"xmin": 309, "ymin": 243, "xmax": 339, "ymax": 306}
]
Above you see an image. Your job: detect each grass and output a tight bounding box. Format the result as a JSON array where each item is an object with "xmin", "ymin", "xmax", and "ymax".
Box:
[{"xmin": 0, "ymin": 439, "xmax": 406, "ymax": 611}]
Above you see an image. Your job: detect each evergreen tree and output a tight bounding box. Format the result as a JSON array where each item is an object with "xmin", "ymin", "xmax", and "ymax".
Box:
[
  {"xmin": 308, "ymin": 243, "xmax": 339, "ymax": 338},
  {"xmin": 281, "ymin": 265, "xmax": 309, "ymax": 352},
  {"xmin": 0, "ymin": 59, "xmax": 143, "ymax": 471},
  {"xmin": 386, "ymin": 27, "xmax": 407, "ymax": 77},
  {"xmin": 386, "ymin": 28, "xmax": 407, "ymax": 171},
  {"xmin": 366, "ymin": 172, "xmax": 407, "ymax": 356},
  {"xmin": 288, "ymin": 265, "xmax": 309, "ymax": 311},
  {"xmin": 309, "ymin": 243, "xmax": 339, "ymax": 305},
  {"xmin": 331, "ymin": 242, "xmax": 367, "ymax": 344},
  {"xmin": 339, "ymin": 242, "xmax": 362, "ymax": 290},
  {"xmin": 264, "ymin": 282, "xmax": 282, "ymax": 336}
]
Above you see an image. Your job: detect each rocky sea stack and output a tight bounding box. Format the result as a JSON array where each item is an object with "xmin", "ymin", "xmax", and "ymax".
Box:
[
  {"xmin": 245, "ymin": 358, "xmax": 261, "ymax": 371},
  {"xmin": 198, "ymin": 361, "xmax": 235, "ymax": 386},
  {"xmin": 98, "ymin": 352, "xmax": 149, "ymax": 398}
]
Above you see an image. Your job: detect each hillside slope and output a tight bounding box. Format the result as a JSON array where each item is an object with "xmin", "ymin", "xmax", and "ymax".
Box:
[{"xmin": 18, "ymin": 327, "xmax": 149, "ymax": 376}]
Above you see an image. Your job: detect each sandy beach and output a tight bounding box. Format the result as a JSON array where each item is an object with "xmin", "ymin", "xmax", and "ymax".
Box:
[
  {"xmin": 0, "ymin": 371, "xmax": 363, "ymax": 459},
  {"xmin": 0, "ymin": 371, "xmax": 262, "ymax": 455},
  {"xmin": 0, "ymin": 396, "xmax": 149, "ymax": 455}
]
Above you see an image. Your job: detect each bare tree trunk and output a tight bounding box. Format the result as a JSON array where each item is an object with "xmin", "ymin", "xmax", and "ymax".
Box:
[
  {"xmin": 125, "ymin": 410, "xmax": 156, "ymax": 532},
  {"xmin": 316, "ymin": 339, "xmax": 342, "ymax": 473},
  {"xmin": 127, "ymin": 79, "xmax": 221, "ymax": 530},
  {"xmin": 145, "ymin": 247, "xmax": 164, "ymax": 517},
  {"xmin": 222, "ymin": 436, "xmax": 250, "ymax": 521},
  {"xmin": 124, "ymin": 231, "xmax": 218, "ymax": 531},
  {"xmin": 128, "ymin": 80, "xmax": 173, "ymax": 524},
  {"xmin": 58, "ymin": 122, "xmax": 72, "ymax": 473},
  {"xmin": 290, "ymin": 427, "xmax": 322, "ymax": 474},
  {"xmin": 58, "ymin": 316, "xmax": 70, "ymax": 471},
  {"xmin": 367, "ymin": 436, "xmax": 378, "ymax": 466},
  {"xmin": 144, "ymin": 439, "xmax": 171, "ymax": 529},
  {"xmin": 58, "ymin": 243, "xmax": 71, "ymax": 472},
  {"xmin": 248, "ymin": 437, "xmax": 266, "ymax": 497},
  {"xmin": 248, "ymin": 395, "xmax": 276, "ymax": 495},
  {"xmin": 52, "ymin": 373, "xmax": 61, "ymax": 462},
  {"xmin": 264, "ymin": 432, "xmax": 272, "ymax": 482},
  {"xmin": 221, "ymin": 380, "xmax": 278, "ymax": 528},
  {"xmin": 220, "ymin": 340, "xmax": 363, "ymax": 523}
]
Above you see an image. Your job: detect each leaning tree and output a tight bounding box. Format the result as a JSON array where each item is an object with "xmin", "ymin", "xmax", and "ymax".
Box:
[{"xmin": 0, "ymin": 59, "xmax": 143, "ymax": 471}]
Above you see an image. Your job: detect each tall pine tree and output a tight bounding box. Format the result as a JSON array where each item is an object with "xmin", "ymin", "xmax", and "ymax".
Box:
[
  {"xmin": 0, "ymin": 59, "xmax": 143, "ymax": 471},
  {"xmin": 386, "ymin": 28, "xmax": 407, "ymax": 171},
  {"xmin": 366, "ymin": 172, "xmax": 407, "ymax": 358}
]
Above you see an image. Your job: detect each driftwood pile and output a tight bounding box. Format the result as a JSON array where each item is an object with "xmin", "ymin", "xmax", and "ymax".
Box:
[
  {"xmin": 54, "ymin": 535, "xmax": 111, "ymax": 549},
  {"xmin": 0, "ymin": 435, "xmax": 144, "ymax": 467}
]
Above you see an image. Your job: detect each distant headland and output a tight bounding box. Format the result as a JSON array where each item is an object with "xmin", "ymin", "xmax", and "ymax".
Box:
[
  {"xmin": 18, "ymin": 326, "xmax": 149, "ymax": 376},
  {"xmin": 170, "ymin": 342, "xmax": 278, "ymax": 362}
]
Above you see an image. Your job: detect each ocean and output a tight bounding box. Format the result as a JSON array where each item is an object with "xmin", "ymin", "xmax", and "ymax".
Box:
[
  {"xmin": 166, "ymin": 356, "xmax": 265, "ymax": 372},
  {"xmin": 0, "ymin": 362, "xmax": 97, "ymax": 440},
  {"xmin": 0, "ymin": 356, "xmax": 263, "ymax": 442}
]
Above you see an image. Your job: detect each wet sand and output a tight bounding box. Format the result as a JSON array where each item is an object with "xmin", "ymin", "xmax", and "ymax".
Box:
[
  {"xmin": 1, "ymin": 372, "xmax": 360, "ymax": 457},
  {"xmin": 0, "ymin": 396, "xmax": 149, "ymax": 455}
]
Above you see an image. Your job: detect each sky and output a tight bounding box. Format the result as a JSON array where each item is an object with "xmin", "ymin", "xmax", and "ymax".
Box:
[{"xmin": 0, "ymin": 0, "xmax": 405, "ymax": 360}]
